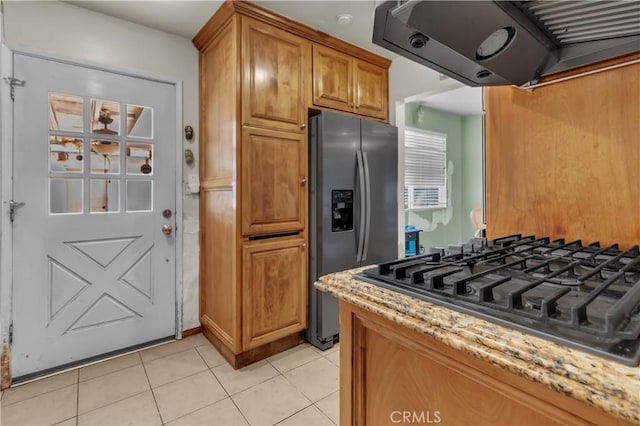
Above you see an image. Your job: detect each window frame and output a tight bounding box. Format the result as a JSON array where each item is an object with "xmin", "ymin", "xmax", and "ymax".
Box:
[{"xmin": 403, "ymin": 126, "xmax": 447, "ymax": 211}]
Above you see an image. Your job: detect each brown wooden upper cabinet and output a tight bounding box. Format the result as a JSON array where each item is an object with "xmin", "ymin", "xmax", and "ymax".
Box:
[
  {"xmin": 242, "ymin": 237, "xmax": 307, "ymax": 351},
  {"xmin": 242, "ymin": 17, "xmax": 310, "ymax": 133},
  {"xmin": 312, "ymin": 44, "xmax": 388, "ymax": 121},
  {"xmin": 241, "ymin": 127, "xmax": 307, "ymax": 236}
]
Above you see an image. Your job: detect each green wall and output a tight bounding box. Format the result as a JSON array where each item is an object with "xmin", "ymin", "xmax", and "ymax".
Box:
[
  {"xmin": 461, "ymin": 115, "xmax": 484, "ymax": 239},
  {"xmin": 404, "ymin": 104, "xmax": 483, "ymax": 250}
]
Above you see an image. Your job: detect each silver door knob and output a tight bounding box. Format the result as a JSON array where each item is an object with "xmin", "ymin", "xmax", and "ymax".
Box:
[{"xmin": 162, "ymin": 225, "xmax": 173, "ymax": 235}]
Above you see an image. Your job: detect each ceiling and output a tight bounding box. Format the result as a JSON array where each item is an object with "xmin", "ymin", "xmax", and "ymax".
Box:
[
  {"xmin": 418, "ymin": 87, "xmax": 483, "ymax": 117},
  {"xmin": 65, "ymin": 0, "xmax": 477, "ymax": 115},
  {"xmin": 66, "ymin": 0, "xmax": 393, "ymax": 58}
]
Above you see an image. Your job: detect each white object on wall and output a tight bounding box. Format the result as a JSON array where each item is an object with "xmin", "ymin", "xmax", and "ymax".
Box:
[{"xmin": 186, "ymin": 174, "xmax": 200, "ymax": 194}]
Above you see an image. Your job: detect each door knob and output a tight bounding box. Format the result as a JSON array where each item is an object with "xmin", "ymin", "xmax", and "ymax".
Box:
[
  {"xmin": 301, "ymin": 177, "xmax": 307, "ymax": 185},
  {"xmin": 162, "ymin": 225, "xmax": 173, "ymax": 235},
  {"xmin": 300, "ymin": 123, "xmax": 307, "ymax": 129}
]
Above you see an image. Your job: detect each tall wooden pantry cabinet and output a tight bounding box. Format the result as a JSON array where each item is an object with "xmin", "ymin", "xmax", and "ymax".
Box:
[{"xmin": 193, "ymin": 0, "xmax": 391, "ymax": 368}]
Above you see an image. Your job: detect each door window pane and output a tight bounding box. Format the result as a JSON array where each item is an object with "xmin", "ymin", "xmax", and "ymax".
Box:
[
  {"xmin": 127, "ymin": 180, "xmax": 152, "ymax": 212},
  {"xmin": 49, "ymin": 93, "xmax": 83, "ymax": 133},
  {"xmin": 90, "ymin": 179, "xmax": 120, "ymax": 213},
  {"xmin": 127, "ymin": 143, "xmax": 153, "ymax": 175},
  {"xmin": 91, "ymin": 140, "xmax": 120, "ymax": 174},
  {"xmin": 49, "ymin": 136, "xmax": 83, "ymax": 173},
  {"xmin": 50, "ymin": 178, "xmax": 83, "ymax": 214},
  {"xmin": 126, "ymin": 105, "xmax": 153, "ymax": 138},
  {"xmin": 91, "ymin": 99, "xmax": 120, "ymax": 135}
]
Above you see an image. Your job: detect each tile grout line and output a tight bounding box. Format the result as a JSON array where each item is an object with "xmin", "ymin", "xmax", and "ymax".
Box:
[
  {"xmin": 311, "ymin": 402, "xmax": 338, "ymax": 426},
  {"xmin": 1, "ymin": 382, "xmax": 79, "ymax": 408},
  {"xmin": 139, "ymin": 355, "xmax": 165, "ymax": 425},
  {"xmin": 76, "ymin": 368, "xmax": 80, "ymax": 426},
  {"xmin": 271, "ymin": 397, "xmax": 316, "ymax": 426},
  {"xmin": 195, "ymin": 346, "xmax": 253, "ymax": 426}
]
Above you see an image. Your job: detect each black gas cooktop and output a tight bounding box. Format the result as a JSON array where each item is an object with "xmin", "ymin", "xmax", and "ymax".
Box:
[{"xmin": 357, "ymin": 234, "xmax": 640, "ymax": 366}]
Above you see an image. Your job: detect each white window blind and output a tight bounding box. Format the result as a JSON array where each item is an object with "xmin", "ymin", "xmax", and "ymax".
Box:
[{"xmin": 404, "ymin": 127, "xmax": 447, "ymax": 210}]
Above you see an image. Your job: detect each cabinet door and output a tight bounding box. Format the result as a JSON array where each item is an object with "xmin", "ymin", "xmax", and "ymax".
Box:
[
  {"xmin": 241, "ymin": 127, "xmax": 307, "ymax": 236},
  {"xmin": 242, "ymin": 17, "xmax": 309, "ymax": 133},
  {"xmin": 242, "ymin": 238, "xmax": 307, "ymax": 350},
  {"xmin": 312, "ymin": 44, "xmax": 353, "ymax": 113},
  {"xmin": 354, "ymin": 59, "xmax": 388, "ymax": 121}
]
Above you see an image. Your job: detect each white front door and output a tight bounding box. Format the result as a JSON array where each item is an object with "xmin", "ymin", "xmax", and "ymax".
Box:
[{"xmin": 10, "ymin": 53, "xmax": 177, "ymax": 380}]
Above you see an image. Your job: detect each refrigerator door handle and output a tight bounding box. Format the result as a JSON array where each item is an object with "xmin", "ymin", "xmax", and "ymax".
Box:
[
  {"xmin": 362, "ymin": 151, "xmax": 372, "ymax": 261},
  {"xmin": 356, "ymin": 151, "xmax": 366, "ymax": 262}
]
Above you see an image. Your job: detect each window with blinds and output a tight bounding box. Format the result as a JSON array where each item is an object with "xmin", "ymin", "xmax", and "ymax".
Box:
[{"xmin": 404, "ymin": 127, "xmax": 447, "ymax": 210}]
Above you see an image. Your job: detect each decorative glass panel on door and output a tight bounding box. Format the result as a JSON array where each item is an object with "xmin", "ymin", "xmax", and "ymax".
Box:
[
  {"xmin": 126, "ymin": 104, "xmax": 153, "ymax": 138},
  {"xmin": 49, "ymin": 93, "xmax": 83, "ymax": 133},
  {"xmin": 91, "ymin": 140, "xmax": 120, "ymax": 174},
  {"xmin": 127, "ymin": 142, "xmax": 153, "ymax": 175},
  {"xmin": 90, "ymin": 179, "xmax": 120, "ymax": 213},
  {"xmin": 49, "ymin": 136, "xmax": 83, "ymax": 173},
  {"xmin": 50, "ymin": 178, "xmax": 83, "ymax": 214},
  {"xmin": 127, "ymin": 180, "xmax": 152, "ymax": 212},
  {"xmin": 91, "ymin": 99, "xmax": 120, "ymax": 135}
]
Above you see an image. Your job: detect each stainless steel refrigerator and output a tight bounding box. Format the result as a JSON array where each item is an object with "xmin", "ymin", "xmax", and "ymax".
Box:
[{"xmin": 307, "ymin": 111, "xmax": 398, "ymax": 350}]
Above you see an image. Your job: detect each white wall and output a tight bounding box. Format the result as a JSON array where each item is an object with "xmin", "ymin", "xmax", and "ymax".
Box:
[
  {"xmin": 1, "ymin": 0, "xmax": 200, "ymax": 331},
  {"xmin": 388, "ymin": 56, "xmax": 463, "ymax": 125}
]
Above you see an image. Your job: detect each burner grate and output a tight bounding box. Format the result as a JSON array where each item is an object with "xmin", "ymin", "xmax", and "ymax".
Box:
[{"xmin": 358, "ymin": 234, "xmax": 640, "ymax": 365}]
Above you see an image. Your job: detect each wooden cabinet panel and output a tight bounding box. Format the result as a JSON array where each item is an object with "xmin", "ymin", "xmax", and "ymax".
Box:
[
  {"xmin": 354, "ymin": 60, "xmax": 388, "ymax": 120},
  {"xmin": 312, "ymin": 44, "xmax": 388, "ymax": 121},
  {"xmin": 241, "ymin": 127, "xmax": 306, "ymax": 236},
  {"xmin": 340, "ymin": 302, "xmax": 630, "ymax": 426},
  {"xmin": 242, "ymin": 238, "xmax": 307, "ymax": 350},
  {"xmin": 201, "ymin": 188, "xmax": 239, "ymax": 351},
  {"xmin": 242, "ymin": 17, "xmax": 309, "ymax": 133},
  {"xmin": 484, "ymin": 59, "xmax": 640, "ymax": 250},
  {"xmin": 201, "ymin": 18, "xmax": 237, "ymax": 182},
  {"xmin": 312, "ymin": 44, "xmax": 353, "ymax": 112}
]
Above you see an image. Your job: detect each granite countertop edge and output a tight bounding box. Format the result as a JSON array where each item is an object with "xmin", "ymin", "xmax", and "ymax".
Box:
[{"xmin": 315, "ymin": 268, "xmax": 640, "ymax": 424}]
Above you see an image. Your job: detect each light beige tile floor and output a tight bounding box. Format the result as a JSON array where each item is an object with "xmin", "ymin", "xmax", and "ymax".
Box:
[{"xmin": 1, "ymin": 335, "xmax": 340, "ymax": 426}]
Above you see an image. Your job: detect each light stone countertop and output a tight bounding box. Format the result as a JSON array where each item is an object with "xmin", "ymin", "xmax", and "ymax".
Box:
[{"xmin": 315, "ymin": 267, "xmax": 640, "ymax": 424}]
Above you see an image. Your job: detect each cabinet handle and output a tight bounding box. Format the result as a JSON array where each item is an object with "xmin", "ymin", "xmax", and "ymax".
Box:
[
  {"xmin": 355, "ymin": 104, "xmax": 360, "ymax": 109},
  {"xmin": 350, "ymin": 103, "xmax": 355, "ymax": 108},
  {"xmin": 300, "ymin": 123, "xmax": 307, "ymax": 129},
  {"xmin": 301, "ymin": 243, "xmax": 307, "ymax": 250},
  {"xmin": 300, "ymin": 177, "xmax": 307, "ymax": 185}
]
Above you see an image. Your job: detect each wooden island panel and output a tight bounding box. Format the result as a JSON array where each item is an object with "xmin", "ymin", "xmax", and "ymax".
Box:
[{"xmin": 340, "ymin": 300, "xmax": 634, "ymax": 426}]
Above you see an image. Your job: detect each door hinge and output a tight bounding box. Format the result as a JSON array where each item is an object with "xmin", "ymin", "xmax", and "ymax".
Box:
[
  {"xmin": 8, "ymin": 322, "xmax": 13, "ymax": 345},
  {"xmin": 8, "ymin": 201, "xmax": 25, "ymax": 223},
  {"xmin": 3, "ymin": 77, "xmax": 25, "ymax": 101}
]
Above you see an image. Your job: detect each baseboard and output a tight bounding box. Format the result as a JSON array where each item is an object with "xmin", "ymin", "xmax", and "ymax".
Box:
[
  {"xmin": 202, "ymin": 328, "xmax": 304, "ymax": 369},
  {"xmin": 182, "ymin": 326, "xmax": 203, "ymax": 338}
]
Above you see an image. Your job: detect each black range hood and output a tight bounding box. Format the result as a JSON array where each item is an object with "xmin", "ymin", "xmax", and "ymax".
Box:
[{"xmin": 373, "ymin": 1, "xmax": 640, "ymax": 86}]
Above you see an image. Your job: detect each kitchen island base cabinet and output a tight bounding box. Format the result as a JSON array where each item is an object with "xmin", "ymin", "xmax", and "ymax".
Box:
[{"xmin": 339, "ymin": 301, "xmax": 633, "ymax": 426}]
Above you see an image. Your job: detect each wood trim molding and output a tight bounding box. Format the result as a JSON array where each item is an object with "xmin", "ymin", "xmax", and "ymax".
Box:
[
  {"xmin": 201, "ymin": 314, "xmax": 234, "ymax": 349},
  {"xmin": 181, "ymin": 326, "xmax": 203, "ymax": 338},
  {"xmin": 540, "ymin": 52, "xmax": 640, "ymax": 84},
  {"xmin": 1, "ymin": 346, "xmax": 10, "ymax": 390},
  {"xmin": 193, "ymin": 1, "xmax": 235, "ymax": 49},
  {"xmin": 193, "ymin": 0, "xmax": 392, "ymax": 69}
]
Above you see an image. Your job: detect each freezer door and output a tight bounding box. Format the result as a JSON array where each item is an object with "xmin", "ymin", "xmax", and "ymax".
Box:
[
  {"xmin": 308, "ymin": 112, "xmax": 362, "ymax": 346},
  {"xmin": 361, "ymin": 119, "xmax": 398, "ymax": 265},
  {"xmin": 317, "ymin": 111, "xmax": 362, "ymax": 276}
]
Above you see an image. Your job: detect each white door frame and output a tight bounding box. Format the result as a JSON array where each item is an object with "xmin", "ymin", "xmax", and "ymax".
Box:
[{"xmin": 0, "ymin": 45, "xmax": 184, "ymax": 379}]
